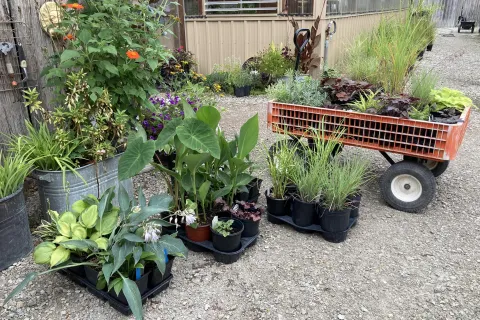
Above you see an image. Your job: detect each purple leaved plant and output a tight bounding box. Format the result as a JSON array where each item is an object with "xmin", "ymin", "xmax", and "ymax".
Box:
[{"xmin": 230, "ymin": 201, "xmax": 264, "ymax": 222}]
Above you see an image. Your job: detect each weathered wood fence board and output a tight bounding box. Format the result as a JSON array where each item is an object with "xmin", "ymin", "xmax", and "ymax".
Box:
[{"xmin": 426, "ymin": 0, "xmax": 480, "ymax": 27}]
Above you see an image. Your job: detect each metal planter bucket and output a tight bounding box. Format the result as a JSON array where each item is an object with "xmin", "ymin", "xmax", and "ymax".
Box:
[
  {"xmin": 0, "ymin": 186, "xmax": 33, "ymax": 271},
  {"xmin": 34, "ymin": 154, "xmax": 133, "ymax": 218}
]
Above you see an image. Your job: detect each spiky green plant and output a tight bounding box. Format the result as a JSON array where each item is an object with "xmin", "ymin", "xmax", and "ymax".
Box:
[
  {"xmin": 0, "ymin": 152, "xmax": 32, "ymax": 198},
  {"xmin": 410, "ymin": 70, "xmax": 438, "ymax": 105},
  {"xmin": 348, "ymin": 90, "xmax": 382, "ymax": 112}
]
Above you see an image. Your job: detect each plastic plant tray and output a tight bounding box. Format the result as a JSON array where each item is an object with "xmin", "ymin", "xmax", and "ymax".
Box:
[
  {"xmin": 59, "ymin": 268, "xmax": 172, "ymax": 316},
  {"xmin": 267, "ymin": 212, "xmax": 357, "ymax": 243},
  {"xmin": 267, "ymin": 101, "xmax": 471, "ymax": 161},
  {"xmin": 175, "ymin": 228, "xmax": 258, "ymax": 264}
]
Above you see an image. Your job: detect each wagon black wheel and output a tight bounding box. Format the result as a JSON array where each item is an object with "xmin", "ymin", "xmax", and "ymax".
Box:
[
  {"xmin": 380, "ymin": 161, "xmax": 436, "ymax": 213},
  {"xmin": 403, "ymin": 156, "xmax": 449, "ymax": 177},
  {"xmin": 471, "ymin": 26, "xmax": 475, "ymax": 33},
  {"xmin": 458, "ymin": 26, "xmax": 461, "ymax": 33}
]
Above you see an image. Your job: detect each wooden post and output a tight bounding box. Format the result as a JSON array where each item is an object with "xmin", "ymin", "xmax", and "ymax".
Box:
[{"xmin": 178, "ymin": 0, "xmax": 187, "ymax": 49}]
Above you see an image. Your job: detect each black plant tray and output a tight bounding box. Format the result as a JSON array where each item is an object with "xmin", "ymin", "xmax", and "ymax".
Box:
[
  {"xmin": 174, "ymin": 228, "xmax": 259, "ymax": 264},
  {"xmin": 59, "ymin": 268, "xmax": 172, "ymax": 316},
  {"xmin": 267, "ymin": 212, "xmax": 358, "ymax": 243}
]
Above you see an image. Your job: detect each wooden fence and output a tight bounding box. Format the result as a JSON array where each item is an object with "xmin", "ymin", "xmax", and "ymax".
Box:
[{"xmin": 426, "ymin": 0, "xmax": 480, "ymax": 27}]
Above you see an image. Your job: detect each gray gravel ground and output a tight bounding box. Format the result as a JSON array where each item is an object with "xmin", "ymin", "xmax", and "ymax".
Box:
[{"xmin": 1, "ymin": 28, "xmax": 480, "ymax": 320}]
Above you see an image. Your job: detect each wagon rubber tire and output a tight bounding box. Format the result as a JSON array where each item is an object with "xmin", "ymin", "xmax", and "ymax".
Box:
[
  {"xmin": 403, "ymin": 156, "xmax": 449, "ymax": 177},
  {"xmin": 458, "ymin": 26, "xmax": 461, "ymax": 33},
  {"xmin": 380, "ymin": 161, "xmax": 436, "ymax": 213}
]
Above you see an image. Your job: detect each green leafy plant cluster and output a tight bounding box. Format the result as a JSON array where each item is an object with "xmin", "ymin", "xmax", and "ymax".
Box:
[
  {"xmin": 118, "ymin": 103, "xmax": 259, "ymax": 226},
  {"xmin": 265, "ymin": 137, "xmax": 299, "ymax": 199},
  {"xmin": 409, "ymin": 70, "xmax": 438, "ymax": 105},
  {"xmin": 266, "ymin": 73, "xmax": 327, "ymax": 107},
  {"xmin": 431, "ymin": 88, "xmax": 474, "ymax": 112},
  {"xmin": 347, "ymin": 90, "xmax": 382, "ymax": 113},
  {"xmin": 258, "ymin": 43, "xmax": 295, "ymax": 80},
  {"xmin": 230, "ymin": 68, "xmax": 254, "ymax": 88},
  {"xmin": 5, "ymin": 186, "xmax": 188, "ymax": 320},
  {"xmin": 43, "ymin": 0, "xmax": 177, "ymax": 114},
  {"xmin": 0, "ymin": 152, "xmax": 32, "ymax": 199},
  {"xmin": 211, "ymin": 216, "xmax": 234, "ymax": 237}
]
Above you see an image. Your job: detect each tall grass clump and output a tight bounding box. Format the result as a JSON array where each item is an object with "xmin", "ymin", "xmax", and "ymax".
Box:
[
  {"xmin": 341, "ymin": 2, "xmax": 437, "ymax": 94},
  {"xmin": 0, "ymin": 152, "xmax": 32, "ymax": 198},
  {"xmin": 410, "ymin": 70, "xmax": 438, "ymax": 104}
]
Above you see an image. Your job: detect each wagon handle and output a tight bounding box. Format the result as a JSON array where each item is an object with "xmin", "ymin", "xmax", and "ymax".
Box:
[{"xmin": 293, "ymin": 28, "xmax": 310, "ymax": 72}]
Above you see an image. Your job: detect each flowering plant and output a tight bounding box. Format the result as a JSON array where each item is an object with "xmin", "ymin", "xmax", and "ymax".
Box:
[
  {"xmin": 142, "ymin": 94, "xmax": 201, "ymax": 141},
  {"xmin": 43, "ymin": 0, "xmax": 178, "ymax": 115},
  {"xmin": 159, "ymin": 46, "xmax": 203, "ymax": 90}
]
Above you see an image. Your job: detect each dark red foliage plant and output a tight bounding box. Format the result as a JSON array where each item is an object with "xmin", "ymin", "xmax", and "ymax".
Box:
[{"xmin": 230, "ymin": 201, "xmax": 264, "ymax": 222}]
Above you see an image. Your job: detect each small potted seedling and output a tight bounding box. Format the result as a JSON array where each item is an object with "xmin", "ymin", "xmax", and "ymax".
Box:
[
  {"xmin": 210, "ymin": 216, "xmax": 244, "ymax": 252},
  {"xmin": 230, "ymin": 201, "xmax": 263, "ymax": 237}
]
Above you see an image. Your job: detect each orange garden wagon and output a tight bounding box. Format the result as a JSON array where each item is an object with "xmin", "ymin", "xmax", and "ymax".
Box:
[{"xmin": 267, "ymin": 101, "xmax": 471, "ymax": 212}]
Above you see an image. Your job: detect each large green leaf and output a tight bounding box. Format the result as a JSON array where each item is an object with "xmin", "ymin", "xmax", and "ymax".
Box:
[
  {"xmin": 60, "ymin": 50, "xmax": 80, "ymax": 62},
  {"xmin": 155, "ymin": 118, "xmax": 182, "ymax": 150},
  {"xmin": 237, "ymin": 114, "xmax": 259, "ymax": 159},
  {"xmin": 118, "ymin": 137, "xmax": 155, "ymax": 180},
  {"xmin": 80, "ymin": 205, "xmax": 98, "ymax": 228},
  {"xmin": 198, "ymin": 180, "xmax": 211, "ymax": 204},
  {"xmin": 120, "ymin": 276, "xmax": 143, "ymax": 320},
  {"xmin": 121, "ymin": 233, "xmax": 145, "ymax": 242},
  {"xmin": 148, "ymin": 194, "xmax": 172, "ymax": 211},
  {"xmin": 102, "ymin": 263, "xmax": 114, "ymax": 284},
  {"xmin": 3, "ymin": 272, "xmax": 38, "ymax": 305},
  {"xmin": 176, "ymin": 118, "xmax": 220, "ymax": 159},
  {"xmin": 59, "ymin": 239, "xmax": 98, "ymax": 251},
  {"xmin": 129, "ymin": 207, "xmax": 164, "ymax": 225},
  {"xmin": 145, "ymin": 243, "xmax": 166, "ymax": 274},
  {"xmin": 235, "ymin": 173, "xmax": 254, "ymax": 187},
  {"xmin": 183, "ymin": 153, "xmax": 211, "ymax": 174},
  {"xmin": 196, "ymin": 106, "xmax": 221, "ymax": 130},
  {"xmin": 78, "ymin": 29, "xmax": 92, "ymax": 44},
  {"xmin": 158, "ymin": 234, "xmax": 188, "ymax": 258},
  {"xmin": 112, "ymin": 242, "xmax": 135, "ymax": 274},
  {"xmin": 133, "ymin": 247, "xmax": 143, "ymax": 265},
  {"xmin": 118, "ymin": 184, "xmax": 131, "ymax": 215},
  {"xmin": 182, "ymin": 101, "xmax": 196, "ymax": 119},
  {"xmin": 96, "ymin": 209, "xmax": 119, "ymax": 235},
  {"xmin": 33, "ymin": 242, "xmax": 55, "ymax": 265},
  {"xmin": 98, "ymin": 187, "xmax": 115, "ymax": 221},
  {"xmin": 50, "ymin": 246, "xmax": 70, "ymax": 267},
  {"xmin": 212, "ymin": 185, "xmax": 233, "ymax": 200}
]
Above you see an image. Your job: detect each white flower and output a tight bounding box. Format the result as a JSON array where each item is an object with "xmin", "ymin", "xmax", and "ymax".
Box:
[
  {"xmin": 185, "ymin": 214, "xmax": 196, "ymax": 225},
  {"xmin": 250, "ymin": 70, "xmax": 259, "ymax": 75},
  {"xmin": 144, "ymin": 223, "xmax": 162, "ymax": 243}
]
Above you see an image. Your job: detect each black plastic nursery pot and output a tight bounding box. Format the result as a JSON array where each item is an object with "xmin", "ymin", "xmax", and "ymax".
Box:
[
  {"xmin": 265, "ymin": 189, "xmax": 289, "ymax": 216},
  {"xmin": 70, "ymin": 254, "xmax": 87, "ymax": 277},
  {"xmin": 426, "ymin": 43, "xmax": 433, "ymax": 51},
  {"xmin": 149, "ymin": 256, "xmax": 175, "ymax": 288},
  {"xmin": 347, "ymin": 193, "xmax": 362, "ymax": 219},
  {"xmin": 0, "ymin": 186, "xmax": 32, "ymax": 271},
  {"xmin": 291, "ymin": 198, "xmax": 316, "ymax": 227},
  {"xmin": 234, "ymin": 86, "xmax": 251, "ymax": 97},
  {"xmin": 320, "ymin": 207, "xmax": 352, "ymax": 233},
  {"xmin": 247, "ymin": 178, "xmax": 263, "ymax": 202},
  {"xmin": 234, "ymin": 191, "xmax": 250, "ymax": 202},
  {"xmin": 85, "ymin": 265, "xmax": 100, "ymax": 286},
  {"xmin": 211, "ymin": 218, "xmax": 244, "ymax": 252},
  {"xmin": 236, "ymin": 218, "xmax": 260, "ymax": 237},
  {"xmin": 108, "ymin": 272, "xmax": 151, "ymax": 305}
]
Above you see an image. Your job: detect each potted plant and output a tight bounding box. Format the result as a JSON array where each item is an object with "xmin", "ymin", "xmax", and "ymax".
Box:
[
  {"xmin": 265, "ymin": 138, "xmax": 299, "ymax": 216},
  {"xmin": 0, "ymin": 152, "xmax": 33, "ymax": 270},
  {"xmin": 320, "ymin": 157, "xmax": 370, "ymax": 232},
  {"xmin": 230, "ymin": 201, "xmax": 263, "ymax": 237},
  {"xmin": 231, "ymin": 68, "xmax": 254, "ymax": 97},
  {"xmin": 10, "ymin": 74, "xmax": 132, "ymax": 217},
  {"xmin": 210, "ymin": 216, "xmax": 244, "ymax": 252},
  {"xmin": 5, "ymin": 186, "xmax": 188, "ymax": 320},
  {"xmin": 117, "ymin": 103, "xmax": 260, "ymax": 244}
]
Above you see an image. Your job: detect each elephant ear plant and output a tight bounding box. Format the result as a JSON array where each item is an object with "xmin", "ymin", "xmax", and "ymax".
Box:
[
  {"xmin": 4, "ymin": 186, "xmax": 187, "ymax": 320},
  {"xmin": 118, "ymin": 102, "xmax": 259, "ymax": 228}
]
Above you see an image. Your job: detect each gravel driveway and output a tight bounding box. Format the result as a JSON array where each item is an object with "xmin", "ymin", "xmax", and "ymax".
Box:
[{"xmin": 1, "ymin": 28, "xmax": 479, "ymax": 320}]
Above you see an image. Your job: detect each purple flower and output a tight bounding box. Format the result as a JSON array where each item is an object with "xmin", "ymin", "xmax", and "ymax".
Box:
[
  {"xmin": 142, "ymin": 120, "xmax": 148, "ymax": 125},
  {"xmin": 157, "ymin": 124, "xmax": 164, "ymax": 129},
  {"xmin": 149, "ymin": 136, "xmax": 155, "ymax": 140},
  {"xmin": 193, "ymin": 108, "xmax": 198, "ymax": 112},
  {"xmin": 164, "ymin": 114, "xmax": 171, "ymax": 121},
  {"xmin": 180, "ymin": 111, "xmax": 184, "ymax": 116}
]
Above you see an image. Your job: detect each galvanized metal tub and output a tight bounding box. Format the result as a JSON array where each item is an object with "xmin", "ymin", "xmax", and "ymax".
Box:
[
  {"xmin": 0, "ymin": 186, "xmax": 33, "ymax": 271},
  {"xmin": 34, "ymin": 153, "xmax": 133, "ymax": 218}
]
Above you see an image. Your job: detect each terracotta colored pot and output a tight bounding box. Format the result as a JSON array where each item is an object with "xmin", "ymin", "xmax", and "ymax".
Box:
[{"xmin": 186, "ymin": 224, "xmax": 211, "ymax": 242}]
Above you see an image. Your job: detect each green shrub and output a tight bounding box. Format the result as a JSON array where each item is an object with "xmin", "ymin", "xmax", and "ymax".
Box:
[
  {"xmin": 0, "ymin": 152, "xmax": 32, "ymax": 198},
  {"xmin": 258, "ymin": 43, "xmax": 295, "ymax": 79},
  {"xmin": 266, "ymin": 73, "xmax": 327, "ymax": 107}
]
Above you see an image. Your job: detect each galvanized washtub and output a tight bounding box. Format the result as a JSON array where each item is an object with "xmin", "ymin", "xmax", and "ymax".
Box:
[
  {"xmin": 34, "ymin": 153, "xmax": 133, "ymax": 218},
  {"xmin": 0, "ymin": 186, "xmax": 33, "ymax": 270}
]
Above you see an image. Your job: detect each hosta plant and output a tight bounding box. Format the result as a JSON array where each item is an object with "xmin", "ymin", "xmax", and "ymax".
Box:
[
  {"xmin": 4, "ymin": 186, "xmax": 187, "ymax": 320},
  {"xmin": 431, "ymin": 88, "xmax": 475, "ymax": 112}
]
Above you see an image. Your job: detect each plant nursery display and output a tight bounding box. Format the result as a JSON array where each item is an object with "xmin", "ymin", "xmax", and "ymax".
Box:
[
  {"xmin": 211, "ymin": 217, "xmax": 244, "ymax": 252},
  {"xmin": 118, "ymin": 103, "xmax": 261, "ymax": 262},
  {"xmin": 230, "ymin": 201, "xmax": 263, "ymax": 237},
  {"xmin": 42, "ymin": 0, "xmax": 178, "ymax": 115},
  {"xmin": 0, "ymin": 152, "xmax": 34, "ymax": 270},
  {"xmin": 9, "ymin": 73, "xmax": 133, "ymax": 215},
  {"xmin": 4, "ymin": 187, "xmax": 188, "ymax": 320}
]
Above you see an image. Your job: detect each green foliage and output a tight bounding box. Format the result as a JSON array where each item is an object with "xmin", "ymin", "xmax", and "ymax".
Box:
[
  {"xmin": 43, "ymin": 0, "xmax": 177, "ymax": 115},
  {"xmin": 7, "ymin": 186, "xmax": 187, "ymax": 320},
  {"xmin": 266, "ymin": 73, "xmax": 327, "ymax": 107},
  {"xmin": 119, "ymin": 106, "xmax": 259, "ymax": 223},
  {"xmin": 410, "ymin": 71, "xmax": 438, "ymax": 105},
  {"xmin": 230, "ymin": 68, "xmax": 254, "ymax": 88},
  {"xmin": 321, "ymin": 156, "xmax": 371, "ymax": 211},
  {"xmin": 258, "ymin": 43, "xmax": 295, "ymax": 79},
  {"xmin": 0, "ymin": 152, "xmax": 32, "ymax": 198},
  {"xmin": 347, "ymin": 90, "xmax": 382, "ymax": 112},
  {"xmin": 342, "ymin": 2, "xmax": 437, "ymax": 94},
  {"xmin": 211, "ymin": 217, "xmax": 234, "ymax": 237},
  {"xmin": 431, "ymin": 88, "xmax": 475, "ymax": 112},
  {"xmin": 409, "ymin": 105, "xmax": 431, "ymax": 121},
  {"xmin": 266, "ymin": 138, "xmax": 299, "ymax": 199}
]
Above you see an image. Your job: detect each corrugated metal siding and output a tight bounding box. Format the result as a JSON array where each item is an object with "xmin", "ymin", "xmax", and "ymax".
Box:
[
  {"xmin": 185, "ymin": 10, "xmax": 405, "ymax": 74},
  {"xmin": 425, "ymin": 0, "xmax": 480, "ymax": 27}
]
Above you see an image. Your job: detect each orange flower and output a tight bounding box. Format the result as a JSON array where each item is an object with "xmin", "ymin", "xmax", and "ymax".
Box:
[
  {"xmin": 126, "ymin": 50, "xmax": 140, "ymax": 60},
  {"xmin": 66, "ymin": 3, "xmax": 84, "ymax": 10},
  {"xmin": 63, "ymin": 34, "xmax": 75, "ymax": 40}
]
